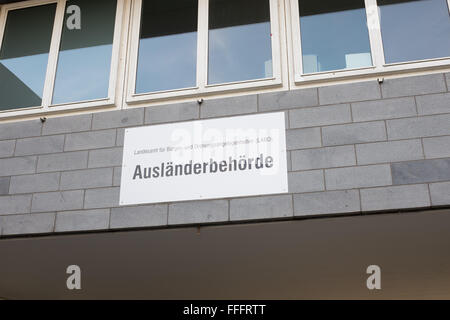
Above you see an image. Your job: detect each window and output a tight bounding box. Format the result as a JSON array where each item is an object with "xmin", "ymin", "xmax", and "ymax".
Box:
[
  {"xmin": 378, "ymin": 0, "xmax": 450, "ymax": 64},
  {"xmin": 299, "ymin": 0, "xmax": 372, "ymax": 74},
  {"xmin": 52, "ymin": 0, "xmax": 117, "ymax": 104},
  {"xmin": 0, "ymin": 0, "xmax": 122, "ymax": 114},
  {"xmin": 0, "ymin": 4, "xmax": 56, "ymax": 111},
  {"xmin": 208, "ymin": 0, "xmax": 273, "ymax": 84},
  {"xmin": 0, "ymin": 0, "xmax": 448, "ymax": 118},
  {"xmin": 136, "ymin": 0, "xmax": 198, "ymax": 93},
  {"xmin": 127, "ymin": 0, "xmax": 281, "ymax": 102},
  {"xmin": 290, "ymin": 0, "xmax": 450, "ymax": 82}
]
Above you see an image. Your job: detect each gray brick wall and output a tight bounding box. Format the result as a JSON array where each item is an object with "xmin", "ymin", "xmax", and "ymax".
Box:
[{"xmin": 1, "ymin": 72, "xmax": 449, "ymax": 237}]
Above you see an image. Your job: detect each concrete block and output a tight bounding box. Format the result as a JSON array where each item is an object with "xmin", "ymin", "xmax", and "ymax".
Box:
[
  {"xmin": 31, "ymin": 190, "xmax": 84, "ymax": 213},
  {"xmin": 230, "ymin": 195, "xmax": 293, "ymax": 221},
  {"xmin": 55, "ymin": 209, "xmax": 110, "ymax": 232},
  {"xmin": 284, "ymin": 110, "xmax": 289, "ymax": 128},
  {"xmin": 113, "ymin": 167, "xmax": 121, "ymax": 186},
  {"xmin": 0, "ymin": 156, "xmax": 36, "ymax": 176},
  {"xmin": 381, "ymin": 74, "xmax": 446, "ymax": 98},
  {"xmin": 361, "ymin": 184, "xmax": 430, "ymax": 211},
  {"xmin": 325, "ymin": 164, "xmax": 392, "ymax": 190},
  {"xmin": 60, "ymin": 168, "xmax": 113, "ymax": 190},
  {"xmin": 416, "ymin": 93, "xmax": 450, "ymax": 116},
  {"xmin": 292, "ymin": 145, "xmax": 355, "ymax": 171},
  {"xmin": 286, "ymin": 151, "xmax": 291, "ymax": 172},
  {"xmin": 116, "ymin": 128, "xmax": 125, "ymax": 147},
  {"xmin": 84, "ymin": 187, "xmax": 120, "ymax": 209},
  {"xmin": 356, "ymin": 140, "xmax": 424, "ymax": 165},
  {"xmin": 289, "ymin": 104, "xmax": 351, "ymax": 129},
  {"xmin": 200, "ymin": 95, "xmax": 257, "ymax": 118},
  {"xmin": 294, "ymin": 190, "xmax": 360, "ymax": 216},
  {"xmin": 0, "ymin": 140, "xmax": 15, "ymax": 158},
  {"xmin": 92, "ymin": 108, "xmax": 144, "ymax": 130},
  {"xmin": 351, "ymin": 97, "xmax": 416, "ymax": 122},
  {"xmin": 387, "ymin": 114, "xmax": 450, "ymax": 140},
  {"xmin": 392, "ymin": 158, "xmax": 450, "ymax": 185},
  {"xmin": 9, "ymin": 172, "xmax": 60, "ymax": 194},
  {"xmin": 37, "ymin": 151, "xmax": 88, "ymax": 173},
  {"xmin": 423, "ymin": 136, "xmax": 450, "ymax": 159},
  {"xmin": 288, "ymin": 170, "xmax": 325, "ymax": 193},
  {"xmin": 322, "ymin": 122, "xmax": 386, "ymax": 146},
  {"xmin": 258, "ymin": 88, "xmax": 318, "ymax": 111},
  {"xmin": 110, "ymin": 205, "xmax": 168, "ymax": 229},
  {"xmin": 64, "ymin": 129, "xmax": 116, "ymax": 151},
  {"xmin": 286, "ymin": 128, "xmax": 322, "ymax": 150},
  {"xmin": 88, "ymin": 147, "xmax": 123, "ymax": 168},
  {"xmin": 430, "ymin": 182, "xmax": 450, "ymax": 206},
  {"xmin": 42, "ymin": 114, "xmax": 92, "ymax": 135},
  {"xmin": 15, "ymin": 135, "xmax": 65, "ymax": 156},
  {"xmin": 0, "ymin": 194, "xmax": 32, "ymax": 215},
  {"xmin": 0, "ymin": 212, "xmax": 55, "ymax": 236},
  {"xmin": 168, "ymin": 200, "xmax": 228, "ymax": 225},
  {"xmin": 318, "ymin": 81, "xmax": 381, "ymax": 105},
  {"xmin": 0, "ymin": 177, "xmax": 9, "ymax": 195},
  {"xmin": 145, "ymin": 101, "xmax": 199, "ymax": 124},
  {"xmin": 0, "ymin": 120, "xmax": 41, "ymax": 140}
]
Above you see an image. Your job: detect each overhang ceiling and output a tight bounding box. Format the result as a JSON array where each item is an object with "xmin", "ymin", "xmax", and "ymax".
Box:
[{"xmin": 1, "ymin": 209, "xmax": 450, "ymax": 299}]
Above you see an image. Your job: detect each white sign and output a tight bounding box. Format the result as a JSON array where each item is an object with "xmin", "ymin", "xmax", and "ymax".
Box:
[{"xmin": 120, "ymin": 112, "xmax": 288, "ymax": 205}]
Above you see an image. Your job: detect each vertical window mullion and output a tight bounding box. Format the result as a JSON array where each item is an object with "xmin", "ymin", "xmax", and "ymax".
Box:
[
  {"xmin": 291, "ymin": 0, "xmax": 303, "ymax": 80},
  {"xmin": 197, "ymin": 0, "xmax": 208, "ymax": 90},
  {"xmin": 269, "ymin": 0, "xmax": 281, "ymax": 80},
  {"xmin": 364, "ymin": 0, "xmax": 385, "ymax": 69},
  {"xmin": 107, "ymin": 0, "xmax": 124, "ymax": 103},
  {"xmin": 128, "ymin": 0, "xmax": 141, "ymax": 99},
  {"xmin": 0, "ymin": 7, "xmax": 6, "ymax": 55},
  {"xmin": 41, "ymin": 0, "xmax": 66, "ymax": 109}
]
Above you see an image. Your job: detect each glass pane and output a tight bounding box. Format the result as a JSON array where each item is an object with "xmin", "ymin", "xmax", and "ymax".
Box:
[
  {"xmin": 208, "ymin": 0, "xmax": 272, "ymax": 84},
  {"xmin": 299, "ymin": 0, "xmax": 372, "ymax": 74},
  {"xmin": 0, "ymin": 4, "xmax": 56, "ymax": 111},
  {"xmin": 378, "ymin": 0, "xmax": 450, "ymax": 64},
  {"xmin": 52, "ymin": 0, "xmax": 117, "ymax": 104},
  {"xmin": 136, "ymin": 0, "xmax": 198, "ymax": 94}
]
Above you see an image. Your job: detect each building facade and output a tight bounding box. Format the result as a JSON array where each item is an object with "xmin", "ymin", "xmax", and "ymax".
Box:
[{"xmin": 0, "ymin": 0, "xmax": 449, "ymax": 299}]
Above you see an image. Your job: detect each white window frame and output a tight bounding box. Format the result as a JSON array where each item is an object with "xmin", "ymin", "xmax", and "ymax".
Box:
[
  {"xmin": 289, "ymin": 0, "xmax": 450, "ymax": 84},
  {"xmin": 126, "ymin": 0, "xmax": 283, "ymax": 104},
  {"xmin": 0, "ymin": 0, "xmax": 125, "ymax": 118}
]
